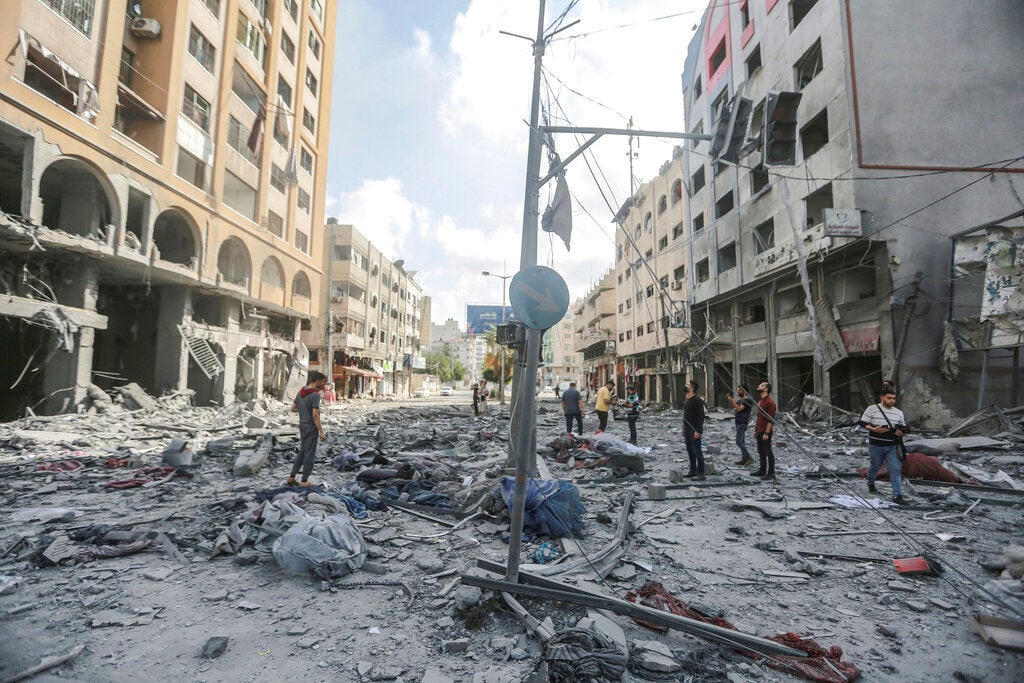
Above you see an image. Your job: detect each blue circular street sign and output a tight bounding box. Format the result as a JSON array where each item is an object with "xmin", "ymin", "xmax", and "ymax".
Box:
[{"xmin": 508, "ymin": 266, "xmax": 570, "ymax": 331}]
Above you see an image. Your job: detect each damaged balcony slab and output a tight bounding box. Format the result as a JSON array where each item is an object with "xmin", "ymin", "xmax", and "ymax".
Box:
[{"xmin": 0, "ymin": 294, "xmax": 108, "ymax": 330}]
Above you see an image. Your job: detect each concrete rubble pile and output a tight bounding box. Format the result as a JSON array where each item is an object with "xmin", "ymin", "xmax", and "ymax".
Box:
[{"xmin": 1, "ymin": 387, "xmax": 1023, "ymax": 681}]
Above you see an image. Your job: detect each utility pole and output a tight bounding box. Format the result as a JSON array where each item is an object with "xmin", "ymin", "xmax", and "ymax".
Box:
[{"xmin": 324, "ymin": 221, "xmax": 335, "ymax": 388}]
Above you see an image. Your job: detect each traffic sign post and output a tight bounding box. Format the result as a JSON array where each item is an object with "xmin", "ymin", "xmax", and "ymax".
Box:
[{"xmin": 508, "ymin": 266, "xmax": 570, "ymax": 331}]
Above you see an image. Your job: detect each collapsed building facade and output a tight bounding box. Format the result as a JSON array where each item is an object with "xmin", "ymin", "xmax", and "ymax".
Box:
[
  {"xmin": 680, "ymin": 0, "xmax": 1024, "ymax": 424},
  {"xmin": 0, "ymin": 0, "xmax": 336, "ymax": 419},
  {"xmin": 572, "ymin": 270, "xmax": 617, "ymax": 395}
]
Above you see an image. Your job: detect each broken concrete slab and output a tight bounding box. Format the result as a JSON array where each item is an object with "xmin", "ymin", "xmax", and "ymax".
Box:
[
  {"xmin": 232, "ymin": 433, "xmax": 275, "ymax": 476},
  {"xmin": 202, "ymin": 636, "xmax": 229, "ymax": 659},
  {"xmin": 118, "ymin": 383, "xmax": 158, "ymax": 412}
]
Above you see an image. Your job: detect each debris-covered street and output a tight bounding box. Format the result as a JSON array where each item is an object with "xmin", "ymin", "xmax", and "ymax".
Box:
[{"xmin": 2, "ymin": 388, "xmax": 1023, "ymax": 682}]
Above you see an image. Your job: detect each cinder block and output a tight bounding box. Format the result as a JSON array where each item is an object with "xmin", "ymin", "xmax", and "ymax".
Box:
[{"xmin": 647, "ymin": 483, "xmax": 667, "ymax": 500}]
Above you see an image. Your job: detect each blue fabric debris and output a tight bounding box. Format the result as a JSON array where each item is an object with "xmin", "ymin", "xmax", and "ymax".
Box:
[
  {"xmin": 498, "ymin": 478, "xmax": 586, "ymax": 539},
  {"xmin": 380, "ymin": 480, "xmax": 452, "ymax": 509},
  {"xmin": 530, "ymin": 541, "xmax": 562, "ymax": 564}
]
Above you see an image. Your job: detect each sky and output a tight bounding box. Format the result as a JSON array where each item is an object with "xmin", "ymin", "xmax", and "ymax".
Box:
[{"xmin": 326, "ymin": 0, "xmax": 709, "ymax": 327}]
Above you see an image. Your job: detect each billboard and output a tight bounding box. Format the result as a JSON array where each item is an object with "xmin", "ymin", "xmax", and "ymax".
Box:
[{"xmin": 466, "ymin": 305, "xmax": 517, "ymax": 334}]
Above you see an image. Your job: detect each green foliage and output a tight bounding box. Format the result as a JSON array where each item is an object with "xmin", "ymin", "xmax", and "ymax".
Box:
[{"xmin": 425, "ymin": 345, "xmax": 466, "ymax": 382}]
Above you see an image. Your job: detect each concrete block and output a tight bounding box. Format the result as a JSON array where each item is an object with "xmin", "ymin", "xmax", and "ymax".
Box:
[
  {"xmin": 668, "ymin": 468, "xmax": 687, "ymax": 483},
  {"xmin": 232, "ymin": 433, "xmax": 275, "ymax": 476},
  {"xmin": 442, "ymin": 638, "xmax": 470, "ymax": 654},
  {"xmin": 647, "ymin": 483, "xmax": 667, "ymax": 500},
  {"xmin": 118, "ymin": 382, "xmax": 158, "ymax": 411}
]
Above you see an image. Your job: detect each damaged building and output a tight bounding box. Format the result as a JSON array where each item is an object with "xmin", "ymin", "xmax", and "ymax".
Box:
[
  {"xmin": 0, "ymin": 0, "xmax": 337, "ymax": 419},
  {"xmin": 679, "ymin": 0, "xmax": 1024, "ymax": 424}
]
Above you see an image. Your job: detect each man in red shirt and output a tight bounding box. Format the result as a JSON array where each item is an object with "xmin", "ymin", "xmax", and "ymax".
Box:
[{"xmin": 752, "ymin": 381, "xmax": 777, "ymax": 480}]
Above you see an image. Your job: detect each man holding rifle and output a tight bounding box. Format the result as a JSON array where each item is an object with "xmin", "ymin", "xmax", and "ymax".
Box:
[{"xmin": 859, "ymin": 387, "xmax": 909, "ymax": 505}]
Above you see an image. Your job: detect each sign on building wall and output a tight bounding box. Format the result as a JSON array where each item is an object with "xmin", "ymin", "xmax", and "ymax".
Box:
[
  {"xmin": 824, "ymin": 209, "xmax": 862, "ymax": 237},
  {"xmin": 466, "ymin": 305, "xmax": 518, "ymax": 334}
]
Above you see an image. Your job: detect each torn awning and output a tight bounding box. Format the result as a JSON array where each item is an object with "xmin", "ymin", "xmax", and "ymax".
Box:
[
  {"xmin": 341, "ymin": 367, "xmax": 383, "ymax": 380},
  {"xmin": 17, "ymin": 29, "xmax": 101, "ymax": 121},
  {"xmin": 117, "ymin": 83, "xmax": 165, "ymax": 121}
]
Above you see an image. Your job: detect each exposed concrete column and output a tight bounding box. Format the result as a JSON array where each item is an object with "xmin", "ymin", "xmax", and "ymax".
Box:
[
  {"xmin": 154, "ymin": 286, "xmax": 191, "ymax": 394},
  {"xmin": 254, "ymin": 349, "xmax": 266, "ymax": 397},
  {"xmin": 221, "ymin": 302, "xmax": 240, "ymax": 406},
  {"xmin": 67, "ymin": 264, "xmax": 100, "ymax": 410}
]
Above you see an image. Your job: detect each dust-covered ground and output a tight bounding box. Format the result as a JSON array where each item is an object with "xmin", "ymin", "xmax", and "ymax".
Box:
[{"xmin": 1, "ymin": 389, "xmax": 1022, "ymax": 682}]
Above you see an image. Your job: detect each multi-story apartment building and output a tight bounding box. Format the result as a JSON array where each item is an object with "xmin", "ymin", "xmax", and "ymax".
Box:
[
  {"xmin": 429, "ymin": 317, "xmax": 479, "ymax": 382},
  {"xmin": 305, "ymin": 223, "xmax": 426, "ymax": 398},
  {"xmin": 0, "ymin": 0, "xmax": 335, "ymax": 418},
  {"xmin": 680, "ymin": 0, "xmax": 1023, "ymax": 424},
  {"xmin": 572, "ymin": 270, "xmax": 617, "ymax": 397},
  {"xmin": 614, "ymin": 149, "xmax": 692, "ymax": 405},
  {"xmin": 546, "ymin": 299, "xmax": 582, "ymax": 390}
]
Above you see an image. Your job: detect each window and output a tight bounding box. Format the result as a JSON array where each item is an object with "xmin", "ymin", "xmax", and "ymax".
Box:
[
  {"xmin": 305, "ymin": 69, "xmax": 318, "ymax": 96},
  {"xmin": 693, "ymin": 212, "xmax": 705, "ymax": 233},
  {"xmin": 804, "ymin": 183, "xmax": 833, "ymax": 229},
  {"xmin": 795, "ymin": 39, "xmax": 823, "ymax": 90},
  {"xmin": 281, "ymin": 33, "xmax": 296, "ymax": 64},
  {"xmin": 303, "ymin": 108, "xmax": 315, "ymax": 132},
  {"xmin": 308, "ymin": 30, "xmax": 322, "ymax": 59},
  {"xmin": 626, "ymin": 299, "xmax": 632, "ymax": 310},
  {"xmin": 673, "ymin": 265, "xmax": 685, "ymax": 284},
  {"xmin": 660, "ymin": 275, "xmax": 668, "ymax": 288},
  {"xmin": 636, "ymin": 326, "xmax": 644, "ymax": 338},
  {"xmin": 715, "ymin": 191, "xmax": 734, "ymax": 218},
  {"xmin": 711, "ymin": 90, "xmax": 729, "ymax": 120},
  {"xmin": 696, "ymin": 259, "xmax": 710, "ymax": 284},
  {"xmin": 267, "ymin": 211, "xmax": 284, "ymax": 237},
  {"xmin": 249, "ymin": 0, "xmax": 268, "ymax": 17},
  {"xmin": 647, "ymin": 322, "xmax": 655, "ymax": 334},
  {"xmin": 188, "ymin": 25, "xmax": 216, "ymax": 72},
  {"xmin": 718, "ymin": 243, "xmax": 737, "ymax": 272},
  {"xmin": 672, "ymin": 179, "xmax": 683, "ymax": 204},
  {"xmin": 333, "ymin": 245, "xmax": 351, "ymax": 261},
  {"xmin": 223, "ymin": 171, "xmax": 257, "ymax": 219},
  {"xmin": 297, "ymin": 187, "xmax": 311, "ymax": 214},
  {"xmin": 672, "ymin": 223, "xmax": 684, "ymax": 240},
  {"xmin": 311, "ymin": 0, "xmax": 324, "ymax": 21},
  {"xmin": 644, "ymin": 212, "xmax": 653, "ymax": 232},
  {"xmin": 743, "ymin": 302, "xmax": 766, "ymax": 323},
  {"xmin": 43, "ymin": 0, "xmax": 95, "ymax": 36},
  {"xmin": 800, "ymin": 108, "xmax": 829, "ymax": 158},
  {"xmin": 277, "ymin": 76, "xmax": 293, "ymax": 107},
  {"xmin": 626, "ymin": 331, "xmax": 632, "ymax": 340},
  {"xmin": 203, "ymin": 0, "xmax": 221, "ymax": 17},
  {"xmin": 658, "ymin": 236, "xmax": 668, "ymax": 251},
  {"xmin": 657, "ymin": 196, "xmax": 667, "ymax": 214},
  {"xmin": 283, "ymin": 0, "xmax": 298, "ymax": 21},
  {"xmin": 182, "ymin": 84, "xmax": 211, "ymax": 132},
  {"xmin": 616, "ymin": 244, "xmax": 624, "ymax": 262},
  {"xmin": 634, "ymin": 224, "xmax": 641, "ymax": 239},
  {"xmin": 231, "ymin": 64, "xmax": 263, "ymax": 114},
  {"xmin": 295, "ymin": 229, "xmax": 309, "ymax": 254},
  {"xmin": 709, "ymin": 38, "xmax": 727, "ymax": 75},
  {"xmin": 618, "ymin": 303, "xmax": 624, "ymax": 314},
  {"xmin": 753, "ymin": 218, "xmax": 775, "ymax": 254},
  {"xmin": 270, "ymin": 163, "xmax": 287, "ymax": 193},
  {"xmin": 227, "ymin": 116, "xmax": 257, "ymax": 164},
  {"xmin": 750, "ymin": 99, "xmax": 766, "ymax": 142},
  {"xmin": 693, "ymin": 76, "xmax": 702, "ymax": 99},
  {"xmin": 740, "ymin": 1, "xmax": 751, "ymax": 28},
  {"xmin": 300, "ymin": 147, "xmax": 313, "ymax": 173},
  {"xmin": 119, "ymin": 48, "xmax": 135, "ymax": 87},
  {"xmin": 236, "ymin": 12, "xmax": 267, "ymax": 68},
  {"xmin": 176, "ymin": 147, "xmax": 207, "ymax": 190},
  {"xmin": 751, "ymin": 163, "xmax": 770, "ymax": 195},
  {"xmin": 617, "ymin": 274, "xmax": 623, "ymax": 284},
  {"xmin": 692, "ymin": 167, "xmax": 706, "ymax": 193},
  {"xmin": 791, "ymin": 0, "xmax": 820, "ymax": 31},
  {"xmin": 619, "ymin": 333, "xmax": 625, "ymax": 342},
  {"xmin": 745, "ymin": 46, "xmax": 762, "ymax": 78}
]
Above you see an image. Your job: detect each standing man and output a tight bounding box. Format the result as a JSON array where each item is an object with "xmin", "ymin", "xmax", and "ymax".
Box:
[
  {"xmin": 727, "ymin": 386, "xmax": 756, "ymax": 466},
  {"xmin": 624, "ymin": 385, "xmax": 641, "ymax": 445},
  {"xmin": 594, "ymin": 380, "xmax": 616, "ymax": 432},
  {"xmin": 287, "ymin": 371, "xmax": 327, "ymax": 487},
  {"xmin": 478, "ymin": 381, "xmax": 488, "ymax": 414},
  {"xmin": 471, "ymin": 382, "xmax": 480, "ymax": 416},
  {"xmin": 859, "ymin": 388, "xmax": 909, "ymax": 505},
  {"xmin": 682, "ymin": 380, "xmax": 706, "ymax": 480},
  {"xmin": 752, "ymin": 382, "xmax": 777, "ymax": 480},
  {"xmin": 561, "ymin": 381, "xmax": 584, "ymax": 434}
]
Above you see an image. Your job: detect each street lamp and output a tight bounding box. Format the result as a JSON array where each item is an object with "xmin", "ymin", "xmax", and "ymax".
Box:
[{"xmin": 482, "ymin": 269, "xmax": 512, "ymax": 404}]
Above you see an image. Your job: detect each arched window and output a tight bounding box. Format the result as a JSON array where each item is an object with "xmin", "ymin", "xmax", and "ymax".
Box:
[
  {"xmin": 153, "ymin": 209, "xmax": 199, "ymax": 267},
  {"xmin": 39, "ymin": 157, "xmax": 116, "ymax": 238},
  {"xmin": 658, "ymin": 195, "xmax": 668, "ymax": 214},
  {"xmin": 672, "ymin": 179, "xmax": 683, "ymax": 204},
  {"xmin": 260, "ymin": 257, "xmax": 284, "ymax": 288},
  {"xmin": 292, "ymin": 271, "xmax": 311, "ymax": 299},
  {"xmin": 217, "ymin": 238, "xmax": 251, "ymax": 286},
  {"xmin": 644, "ymin": 212, "xmax": 653, "ymax": 232}
]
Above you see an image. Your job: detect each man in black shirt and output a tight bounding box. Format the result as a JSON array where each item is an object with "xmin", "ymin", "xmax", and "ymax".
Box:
[
  {"xmin": 561, "ymin": 381, "xmax": 585, "ymax": 434},
  {"xmin": 682, "ymin": 380, "xmax": 706, "ymax": 480},
  {"xmin": 727, "ymin": 386, "xmax": 756, "ymax": 466}
]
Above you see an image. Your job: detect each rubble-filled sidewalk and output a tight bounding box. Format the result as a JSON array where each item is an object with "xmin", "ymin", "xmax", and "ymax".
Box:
[{"xmin": 1, "ymin": 388, "xmax": 1023, "ymax": 682}]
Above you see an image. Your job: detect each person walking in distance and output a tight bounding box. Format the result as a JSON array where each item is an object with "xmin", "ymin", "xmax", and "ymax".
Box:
[
  {"xmin": 624, "ymin": 385, "xmax": 641, "ymax": 445},
  {"xmin": 594, "ymin": 380, "xmax": 616, "ymax": 432},
  {"xmin": 287, "ymin": 371, "xmax": 327, "ymax": 487},
  {"xmin": 752, "ymin": 382, "xmax": 777, "ymax": 480},
  {"xmin": 859, "ymin": 387, "xmax": 910, "ymax": 505},
  {"xmin": 682, "ymin": 380, "xmax": 706, "ymax": 480},
  {"xmin": 561, "ymin": 381, "xmax": 585, "ymax": 434},
  {"xmin": 727, "ymin": 386, "xmax": 756, "ymax": 466},
  {"xmin": 471, "ymin": 382, "xmax": 480, "ymax": 416}
]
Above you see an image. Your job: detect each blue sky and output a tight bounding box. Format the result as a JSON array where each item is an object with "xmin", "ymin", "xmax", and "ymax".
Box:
[{"xmin": 326, "ymin": 1, "xmax": 707, "ymax": 326}]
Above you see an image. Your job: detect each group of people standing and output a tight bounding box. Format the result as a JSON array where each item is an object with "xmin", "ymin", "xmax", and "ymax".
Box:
[{"xmin": 470, "ymin": 381, "xmax": 489, "ymax": 416}]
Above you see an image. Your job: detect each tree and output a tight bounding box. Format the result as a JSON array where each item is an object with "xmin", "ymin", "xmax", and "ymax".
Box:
[
  {"xmin": 424, "ymin": 344, "xmax": 466, "ymax": 382},
  {"xmin": 482, "ymin": 328, "xmax": 513, "ymax": 384}
]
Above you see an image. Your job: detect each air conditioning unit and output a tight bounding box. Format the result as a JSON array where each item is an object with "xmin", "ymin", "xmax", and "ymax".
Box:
[
  {"xmin": 130, "ymin": 18, "xmax": 162, "ymax": 39},
  {"xmin": 671, "ymin": 281, "xmax": 682, "ymax": 290}
]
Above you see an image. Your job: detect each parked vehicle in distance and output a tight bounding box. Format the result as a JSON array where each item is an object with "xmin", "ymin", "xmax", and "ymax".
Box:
[
  {"xmin": 439, "ymin": 386, "xmax": 453, "ymax": 396},
  {"xmin": 413, "ymin": 389, "xmax": 429, "ymax": 398}
]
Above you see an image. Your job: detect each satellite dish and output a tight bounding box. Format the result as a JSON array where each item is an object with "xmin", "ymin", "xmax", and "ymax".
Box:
[{"xmin": 394, "ymin": 259, "xmax": 405, "ymax": 269}]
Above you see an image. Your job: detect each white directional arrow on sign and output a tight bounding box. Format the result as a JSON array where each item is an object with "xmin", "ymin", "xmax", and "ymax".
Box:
[
  {"xmin": 514, "ymin": 280, "xmax": 561, "ymax": 312},
  {"xmin": 508, "ymin": 266, "xmax": 570, "ymax": 331}
]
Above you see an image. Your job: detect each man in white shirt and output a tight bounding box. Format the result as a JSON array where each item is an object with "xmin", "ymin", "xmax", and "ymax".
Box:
[{"xmin": 858, "ymin": 388, "xmax": 909, "ymax": 505}]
